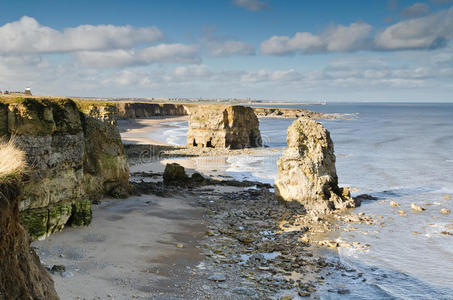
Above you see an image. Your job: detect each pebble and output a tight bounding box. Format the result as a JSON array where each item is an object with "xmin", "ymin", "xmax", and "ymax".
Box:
[
  {"xmin": 208, "ymin": 273, "xmax": 227, "ymax": 282},
  {"xmin": 176, "ymin": 243, "xmax": 184, "ymax": 248},
  {"xmin": 232, "ymin": 287, "xmax": 255, "ymax": 296},
  {"xmin": 440, "ymin": 208, "xmax": 451, "ymax": 214},
  {"xmin": 390, "ymin": 201, "xmax": 399, "ymax": 207},
  {"xmin": 411, "ymin": 203, "xmax": 426, "ymax": 212},
  {"xmin": 398, "ymin": 210, "xmax": 407, "ymax": 217},
  {"xmin": 61, "ymin": 271, "xmax": 74, "ymax": 278}
]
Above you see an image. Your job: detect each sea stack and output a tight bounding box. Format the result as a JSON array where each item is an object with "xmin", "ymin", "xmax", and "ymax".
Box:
[
  {"xmin": 274, "ymin": 117, "xmax": 357, "ymax": 214},
  {"xmin": 187, "ymin": 105, "xmax": 261, "ymax": 149}
]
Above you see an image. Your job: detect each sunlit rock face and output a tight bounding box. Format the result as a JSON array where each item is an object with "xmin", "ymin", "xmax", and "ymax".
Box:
[
  {"xmin": 187, "ymin": 105, "xmax": 262, "ymax": 149},
  {"xmin": 275, "ymin": 117, "xmax": 357, "ymax": 214},
  {"xmin": 1, "ymin": 97, "xmax": 130, "ymax": 240}
]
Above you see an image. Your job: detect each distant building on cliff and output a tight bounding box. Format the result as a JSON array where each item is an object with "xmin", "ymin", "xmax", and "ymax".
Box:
[{"xmin": 24, "ymin": 87, "xmax": 32, "ymax": 95}]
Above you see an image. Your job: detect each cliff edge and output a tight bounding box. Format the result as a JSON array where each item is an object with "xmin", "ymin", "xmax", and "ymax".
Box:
[{"xmin": 0, "ymin": 141, "xmax": 59, "ymax": 299}]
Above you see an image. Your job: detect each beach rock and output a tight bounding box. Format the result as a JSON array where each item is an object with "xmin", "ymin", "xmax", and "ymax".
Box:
[
  {"xmin": 163, "ymin": 163, "xmax": 188, "ymax": 184},
  {"xmin": 440, "ymin": 208, "xmax": 450, "ymax": 214},
  {"xmin": 208, "ymin": 273, "xmax": 227, "ymax": 282},
  {"xmin": 411, "ymin": 203, "xmax": 425, "ymax": 212},
  {"xmin": 187, "ymin": 105, "xmax": 261, "ymax": 149},
  {"xmin": 274, "ymin": 117, "xmax": 358, "ymax": 214},
  {"xmin": 390, "ymin": 201, "xmax": 399, "ymax": 207}
]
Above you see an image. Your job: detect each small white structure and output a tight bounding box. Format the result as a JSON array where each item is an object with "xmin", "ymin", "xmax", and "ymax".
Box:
[{"xmin": 24, "ymin": 87, "xmax": 32, "ymax": 95}]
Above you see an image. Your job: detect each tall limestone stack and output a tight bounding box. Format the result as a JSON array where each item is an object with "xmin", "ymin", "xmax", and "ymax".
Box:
[
  {"xmin": 187, "ymin": 105, "xmax": 262, "ymax": 149},
  {"xmin": 0, "ymin": 97, "xmax": 130, "ymax": 240},
  {"xmin": 274, "ymin": 117, "xmax": 357, "ymax": 214},
  {"xmin": 0, "ymin": 142, "xmax": 59, "ymax": 300}
]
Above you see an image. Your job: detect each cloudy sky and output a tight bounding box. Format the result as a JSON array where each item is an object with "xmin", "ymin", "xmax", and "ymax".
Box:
[{"xmin": 1, "ymin": 0, "xmax": 453, "ymax": 102}]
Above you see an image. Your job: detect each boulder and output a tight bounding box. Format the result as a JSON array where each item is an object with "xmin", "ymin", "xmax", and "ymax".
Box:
[
  {"xmin": 274, "ymin": 117, "xmax": 357, "ymax": 214},
  {"xmin": 163, "ymin": 163, "xmax": 188, "ymax": 184},
  {"xmin": 187, "ymin": 105, "xmax": 261, "ymax": 149}
]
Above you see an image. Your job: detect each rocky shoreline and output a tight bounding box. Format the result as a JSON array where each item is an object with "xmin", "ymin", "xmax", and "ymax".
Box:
[{"xmin": 124, "ymin": 165, "xmax": 375, "ymax": 299}]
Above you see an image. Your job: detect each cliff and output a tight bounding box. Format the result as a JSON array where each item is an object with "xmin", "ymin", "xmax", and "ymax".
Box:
[
  {"xmin": 186, "ymin": 105, "xmax": 262, "ymax": 149},
  {"xmin": 0, "ymin": 97, "xmax": 129, "ymax": 240},
  {"xmin": 114, "ymin": 102, "xmax": 188, "ymax": 119},
  {"xmin": 0, "ymin": 141, "xmax": 59, "ymax": 299},
  {"xmin": 274, "ymin": 117, "xmax": 358, "ymax": 214},
  {"xmin": 253, "ymin": 107, "xmax": 325, "ymax": 119}
]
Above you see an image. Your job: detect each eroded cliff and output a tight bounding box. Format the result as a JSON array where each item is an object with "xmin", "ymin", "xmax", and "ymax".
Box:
[
  {"xmin": 0, "ymin": 141, "xmax": 59, "ymax": 300},
  {"xmin": 115, "ymin": 102, "xmax": 188, "ymax": 119},
  {"xmin": 0, "ymin": 97, "xmax": 129, "ymax": 240},
  {"xmin": 187, "ymin": 105, "xmax": 261, "ymax": 149}
]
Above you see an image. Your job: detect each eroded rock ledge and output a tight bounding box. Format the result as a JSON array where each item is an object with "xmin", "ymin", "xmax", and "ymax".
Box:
[
  {"xmin": 0, "ymin": 97, "xmax": 130, "ymax": 240},
  {"xmin": 275, "ymin": 117, "xmax": 358, "ymax": 214},
  {"xmin": 187, "ymin": 105, "xmax": 262, "ymax": 149}
]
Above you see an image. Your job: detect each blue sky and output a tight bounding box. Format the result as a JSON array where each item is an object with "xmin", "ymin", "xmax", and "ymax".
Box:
[{"xmin": 0, "ymin": 0, "xmax": 452, "ymax": 102}]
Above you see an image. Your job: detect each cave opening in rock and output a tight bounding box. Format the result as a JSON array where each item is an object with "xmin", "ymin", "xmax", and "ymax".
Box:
[
  {"xmin": 192, "ymin": 139, "xmax": 198, "ymax": 147},
  {"xmin": 206, "ymin": 139, "xmax": 213, "ymax": 148}
]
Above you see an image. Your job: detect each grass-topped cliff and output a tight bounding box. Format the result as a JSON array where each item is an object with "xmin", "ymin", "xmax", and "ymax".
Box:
[
  {"xmin": 0, "ymin": 140, "xmax": 59, "ymax": 299},
  {"xmin": 0, "ymin": 95, "xmax": 130, "ymax": 240}
]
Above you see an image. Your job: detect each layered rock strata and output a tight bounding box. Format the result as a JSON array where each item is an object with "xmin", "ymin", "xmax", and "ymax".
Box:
[
  {"xmin": 0, "ymin": 97, "xmax": 129, "ymax": 239},
  {"xmin": 115, "ymin": 102, "xmax": 188, "ymax": 119},
  {"xmin": 187, "ymin": 105, "xmax": 262, "ymax": 149},
  {"xmin": 0, "ymin": 143, "xmax": 59, "ymax": 300},
  {"xmin": 274, "ymin": 117, "xmax": 357, "ymax": 214}
]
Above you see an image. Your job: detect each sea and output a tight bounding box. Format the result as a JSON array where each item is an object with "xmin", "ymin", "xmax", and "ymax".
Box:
[{"xmin": 150, "ymin": 103, "xmax": 453, "ymax": 299}]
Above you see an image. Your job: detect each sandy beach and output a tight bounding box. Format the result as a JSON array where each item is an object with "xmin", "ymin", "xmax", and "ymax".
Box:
[{"xmin": 118, "ymin": 116, "xmax": 188, "ymax": 145}]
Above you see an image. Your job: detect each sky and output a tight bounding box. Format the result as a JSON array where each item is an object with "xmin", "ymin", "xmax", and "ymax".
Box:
[{"xmin": 0, "ymin": 0, "xmax": 453, "ymax": 102}]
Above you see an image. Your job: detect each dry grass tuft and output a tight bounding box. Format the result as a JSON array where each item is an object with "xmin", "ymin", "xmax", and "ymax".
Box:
[{"xmin": 0, "ymin": 139, "xmax": 26, "ymax": 182}]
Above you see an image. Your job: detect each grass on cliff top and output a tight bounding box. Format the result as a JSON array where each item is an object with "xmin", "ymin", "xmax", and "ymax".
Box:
[
  {"xmin": 0, "ymin": 139, "xmax": 26, "ymax": 183},
  {"xmin": 0, "ymin": 94, "xmax": 117, "ymax": 108}
]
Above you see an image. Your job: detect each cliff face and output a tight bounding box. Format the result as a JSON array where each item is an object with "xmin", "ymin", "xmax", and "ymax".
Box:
[
  {"xmin": 115, "ymin": 102, "xmax": 188, "ymax": 119},
  {"xmin": 274, "ymin": 117, "xmax": 357, "ymax": 214},
  {"xmin": 0, "ymin": 98, "xmax": 129, "ymax": 240},
  {"xmin": 187, "ymin": 105, "xmax": 262, "ymax": 149},
  {"xmin": 0, "ymin": 143, "xmax": 59, "ymax": 300},
  {"xmin": 253, "ymin": 107, "xmax": 324, "ymax": 119}
]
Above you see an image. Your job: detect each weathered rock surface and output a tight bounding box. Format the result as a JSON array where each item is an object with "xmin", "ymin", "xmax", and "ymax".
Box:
[
  {"xmin": 0, "ymin": 146, "xmax": 59, "ymax": 299},
  {"xmin": 274, "ymin": 117, "xmax": 357, "ymax": 214},
  {"xmin": 115, "ymin": 102, "xmax": 188, "ymax": 119},
  {"xmin": 163, "ymin": 163, "xmax": 188, "ymax": 184},
  {"xmin": 187, "ymin": 105, "xmax": 261, "ymax": 149},
  {"xmin": 0, "ymin": 97, "xmax": 129, "ymax": 239}
]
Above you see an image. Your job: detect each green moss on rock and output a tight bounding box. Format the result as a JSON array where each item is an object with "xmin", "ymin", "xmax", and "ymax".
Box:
[
  {"xmin": 69, "ymin": 199, "xmax": 92, "ymax": 226},
  {"xmin": 20, "ymin": 208, "xmax": 48, "ymax": 240},
  {"xmin": 47, "ymin": 202, "xmax": 72, "ymax": 235}
]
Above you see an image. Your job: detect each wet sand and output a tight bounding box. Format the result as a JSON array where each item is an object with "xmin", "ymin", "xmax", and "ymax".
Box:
[
  {"xmin": 33, "ymin": 192, "xmax": 206, "ymax": 299},
  {"xmin": 118, "ymin": 116, "xmax": 187, "ymax": 145}
]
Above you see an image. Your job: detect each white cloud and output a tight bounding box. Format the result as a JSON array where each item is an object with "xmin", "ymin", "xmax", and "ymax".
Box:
[
  {"xmin": 0, "ymin": 16, "xmax": 163, "ymax": 55},
  {"xmin": 375, "ymin": 7, "xmax": 453, "ymax": 50},
  {"xmin": 400, "ymin": 3, "xmax": 431, "ymax": 18},
  {"xmin": 73, "ymin": 44, "xmax": 201, "ymax": 68},
  {"xmin": 240, "ymin": 69, "xmax": 302, "ymax": 82},
  {"xmin": 208, "ymin": 40, "xmax": 255, "ymax": 57},
  {"xmin": 232, "ymin": 0, "xmax": 269, "ymax": 11},
  {"xmin": 260, "ymin": 22, "xmax": 372, "ymax": 55},
  {"xmin": 261, "ymin": 7, "xmax": 453, "ymax": 55}
]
